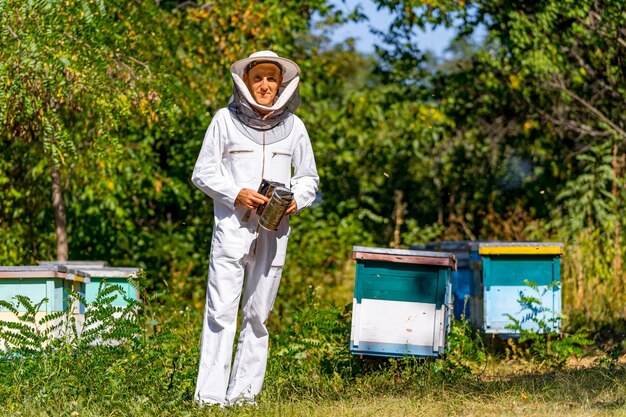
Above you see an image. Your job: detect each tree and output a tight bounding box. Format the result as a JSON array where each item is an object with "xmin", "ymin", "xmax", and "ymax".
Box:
[
  {"xmin": 1, "ymin": 1, "xmax": 160, "ymax": 261},
  {"xmin": 0, "ymin": 0, "xmax": 360, "ymax": 307},
  {"xmin": 371, "ymin": 0, "xmax": 626, "ymax": 324}
]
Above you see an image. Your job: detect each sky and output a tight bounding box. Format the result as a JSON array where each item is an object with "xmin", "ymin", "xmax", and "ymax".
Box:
[{"xmin": 330, "ymin": 0, "xmax": 457, "ymax": 56}]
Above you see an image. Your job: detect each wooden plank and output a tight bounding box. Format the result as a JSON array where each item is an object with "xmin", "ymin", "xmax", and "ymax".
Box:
[
  {"xmin": 0, "ymin": 271, "xmax": 66, "ymax": 279},
  {"xmin": 64, "ymin": 272, "xmax": 90, "ymax": 283},
  {"xmin": 478, "ymin": 246, "xmax": 563, "ymax": 255},
  {"xmin": 353, "ymin": 245, "xmax": 455, "ymax": 259},
  {"xmin": 353, "ymin": 252, "xmax": 455, "ymax": 268},
  {"xmin": 38, "ymin": 261, "xmax": 108, "ymax": 268},
  {"xmin": 78, "ymin": 268, "xmax": 138, "ymax": 278}
]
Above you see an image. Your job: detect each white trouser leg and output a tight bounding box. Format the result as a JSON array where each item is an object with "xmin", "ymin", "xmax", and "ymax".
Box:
[
  {"xmin": 226, "ymin": 227, "xmax": 288, "ymax": 404},
  {"xmin": 194, "ymin": 237, "xmax": 251, "ymax": 405}
]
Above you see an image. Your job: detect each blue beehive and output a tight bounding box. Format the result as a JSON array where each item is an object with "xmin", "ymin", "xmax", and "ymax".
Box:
[
  {"xmin": 0, "ymin": 265, "xmax": 90, "ymax": 314},
  {"xmin": 350, "ymin": 246, "xmax": 456, "ymax": 357},
  {"xmin": 469, "ymin": 242, "xmax": 563, "ymax": 335},
  {"xmin": 0, "ymin": 265, "xmax": 90, "ymax": 348},
  {"xmin": 38, "ymin": 261, "xmax": 139, "ymax": 307},
  {"xmin": 82, "ymin": 267, "xmax": 139, "ymax": 306},
  {"xmin": 423, "ymin": 241, "xmax": 476, "ymax": 321}
]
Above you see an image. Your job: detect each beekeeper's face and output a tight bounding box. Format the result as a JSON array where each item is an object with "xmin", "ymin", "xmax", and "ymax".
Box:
[{"xmin": 243, "ymin": 63, "xmax": 282, "ymax": 107}]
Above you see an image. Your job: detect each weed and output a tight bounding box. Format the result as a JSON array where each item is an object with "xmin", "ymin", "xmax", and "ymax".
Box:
[
  {"xmin": 0, "ymin": 295, "xmax": 66, "ymax": 353},
  {"xmin": 446, "ymin": 317, "xmax": 488, "ymax": 375},
  {"xmin": 504, "ymin": 281, "xmax": 593, "ymax": 368}
]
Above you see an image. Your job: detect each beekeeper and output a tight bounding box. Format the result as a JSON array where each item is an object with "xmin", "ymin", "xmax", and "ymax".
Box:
[{"xmin": 191, "ymin": 51, "xmax": 319, "ymax": 406}]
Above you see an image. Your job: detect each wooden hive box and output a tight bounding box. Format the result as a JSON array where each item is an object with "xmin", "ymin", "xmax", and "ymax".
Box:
[
  {"xmin": 470, "ymin": 242, "xmax": 563, "ymax": 335},
  {"xmin": 38, "ymin": 262, "xmax": 140, "ymax": 345},
  {"xmin": 421, "ymin": 241, "xmax": 476, "ymax": 321},
  {"xmin": 38, "ymin": 262, "xmax": 139, "ymax": 307},
  {"xmin": 81, "ymin": 267, "xmax": 140, "ymax": 307},
  {"xmin": 350, "ymin": 246, "xmax": 456, "ymax": 357},
  {"xmin": 0, "ymin": 265, "xmax": 90, "ymax": 348}
]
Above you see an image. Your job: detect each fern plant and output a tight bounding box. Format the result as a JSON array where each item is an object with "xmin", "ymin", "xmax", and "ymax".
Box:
[
  {"xmin": 552, "ymin": 139, "xmax": 624, "ymax": 240},
  {"xmin": 74, "ymin": 281, "xmax": 143, "ymax": 348},
  {"xmin": 0, "ymin": 276, "xmax": 143, "ymax": 354},
  {"xmin": 0, "ymin": 296, "xmax": 66, "ymax": 354}
]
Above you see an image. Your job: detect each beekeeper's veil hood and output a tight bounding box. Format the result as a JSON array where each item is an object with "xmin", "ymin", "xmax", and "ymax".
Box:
[{"xmin": 228, "ymin": 51, "xmax": 300, "ymax": 138}]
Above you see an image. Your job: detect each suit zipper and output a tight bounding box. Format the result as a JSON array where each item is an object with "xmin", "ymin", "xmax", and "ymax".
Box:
[
  {"xmin": 253, "ymin": 132, "xmax": 266, "ymax": 255},
  {"xmin": 261, "ymin": 132, "xmax": 266, "ymax": 179}
]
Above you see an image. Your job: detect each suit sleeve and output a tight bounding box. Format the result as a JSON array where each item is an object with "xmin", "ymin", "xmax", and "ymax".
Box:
[
  {"xmin": 191, "ymin": 112, "xmax": 241, "ymax": 209},
  {"xmin": 290, "ymin": 124, "xmax": 319, "ymax": 212}
]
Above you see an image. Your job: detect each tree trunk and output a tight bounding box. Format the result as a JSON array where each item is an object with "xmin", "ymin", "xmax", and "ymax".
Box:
[
  {"xmin": 390, "ymin": 190, "xmax": 406, "ymax": 249},
  {"xmin": 612, "ymin": 142, "xmax": 623, "ymax": 308},
  {"xmin": 51, "ymin": 160, "xmax": 68, "ymax": 261}
]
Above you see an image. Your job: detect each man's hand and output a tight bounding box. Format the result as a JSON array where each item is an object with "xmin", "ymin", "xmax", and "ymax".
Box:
[
  {"xmin": 285, "ymin": 200, "xmax": 297, "ymax": 215},
  {"xmin": 236, "ymin": 188, "xmax": 270, "ymax": 209}
]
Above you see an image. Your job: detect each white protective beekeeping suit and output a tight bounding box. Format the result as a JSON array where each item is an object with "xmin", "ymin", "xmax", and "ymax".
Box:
[{"xmin": 191, "ymin": 51, "xmax": 319, "ymax": 406}]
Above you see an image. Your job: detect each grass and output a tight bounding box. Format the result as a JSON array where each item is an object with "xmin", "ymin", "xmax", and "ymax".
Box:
[
  {"xmin": 0, "ymin": 290, "xmax": 625, "ymax": 416},
  {"xmin": 1, "ymin": 362, "xmax": 625, "ymax": 416}
]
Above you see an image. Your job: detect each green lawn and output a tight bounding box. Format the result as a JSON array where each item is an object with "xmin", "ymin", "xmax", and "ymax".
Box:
[
  {"xmin": 1, "ymin": 294, "xmax": 624, "ymax": 417},
  {"xmin": 2, "ymin": 354, "xmax": 624, "ymax": 417},
  {"xmin": 3, "ymin": 379, "xmax": 626, "ymax": 417}
]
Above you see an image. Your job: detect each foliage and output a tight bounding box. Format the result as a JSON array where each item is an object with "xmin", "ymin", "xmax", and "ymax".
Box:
[
  {"xmin": 0, "ymin": 287, "xmax": 624, "ymax": 416},
  {"xmin": 445, "ymin": 317, "xmax": 488, "ymax": 374},
  {"xmin": 0, "ymin": 0, "xmax": 361, "ymax": 300},
  {"xmin": 0, "ymin": 296, "xmax": 66, "ymax": 353},
  {"xmin": 368, "ymin": 0, "xmax": 626, "ymax": 324},
  {"xmin": 504, "ymin": 281, "xmax": 593, "ymax": 368},
  {"xmin": 0, "ymin": 278, "xmax": 142, "ymax": 353},
  {"xmin": 594, "ymin": 339, "xmax": 626, "ymax": 370},
  {"xmin": 0, "ymin": 0, "xmax": 625, "ymax": 357},
  {"xmin": 270, "ymin": 286, "xmax": 355, "ymax": 379},
  {"xmin": 559, "ymin": 227, "xmax": 626, "ymax": 331},
  {"xmin": 0, "ymin": 0, "xmax": 626, "ymax": 330},
  {"xmin": 2, "ymin": 0, "xmax": 626, "ymax": 415}
]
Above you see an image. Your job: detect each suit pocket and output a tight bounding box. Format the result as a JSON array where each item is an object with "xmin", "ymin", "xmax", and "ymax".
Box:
[
  {"xmin": 266, "ymin": 147, "xmax": 292, "ymax": 185},
  {"xmin": 227, "ymin": 148, "xmax": 257, "ymax": 185}
]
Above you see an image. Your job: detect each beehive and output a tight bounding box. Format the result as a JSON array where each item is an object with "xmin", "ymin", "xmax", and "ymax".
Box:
[
  {"xmin": 350, "ymin": 246, "xmax": 456, "ymax": 357},
  {"xmin": 38, "ymin": 261, "xmax": 139, "ymax": 306},
  {"xmin": 422, "ymin": 241, "xmax": 477, "ymax": 320},
  {"xmin": 0, "ymin": 265, "xmax": 90, "ymax": 348},
  {"xmin": 81, "ymin": 267, "xmax": 139, "ymax": 307},
  {"xmin": 470, "ymin": 242, "xmax": 563, "ymax": 335}
]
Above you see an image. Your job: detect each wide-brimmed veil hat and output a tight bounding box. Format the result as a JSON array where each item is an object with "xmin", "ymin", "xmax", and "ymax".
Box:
[
  {"xmin": 228, "ymin": 50, "xmax": 301, "ymax": 133},
  {"xmin": 230, "ymin": 50, "xmax": 300, "ymax": 83}
]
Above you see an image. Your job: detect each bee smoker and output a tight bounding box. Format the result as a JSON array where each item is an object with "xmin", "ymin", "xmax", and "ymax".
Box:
[
  {"xmin": 241, "ymin": 179, "xmax": 294, "ymax": 231},
  {"xmin": 257, "ymin": 181, "xmax": 293, "ymax": 231}
]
